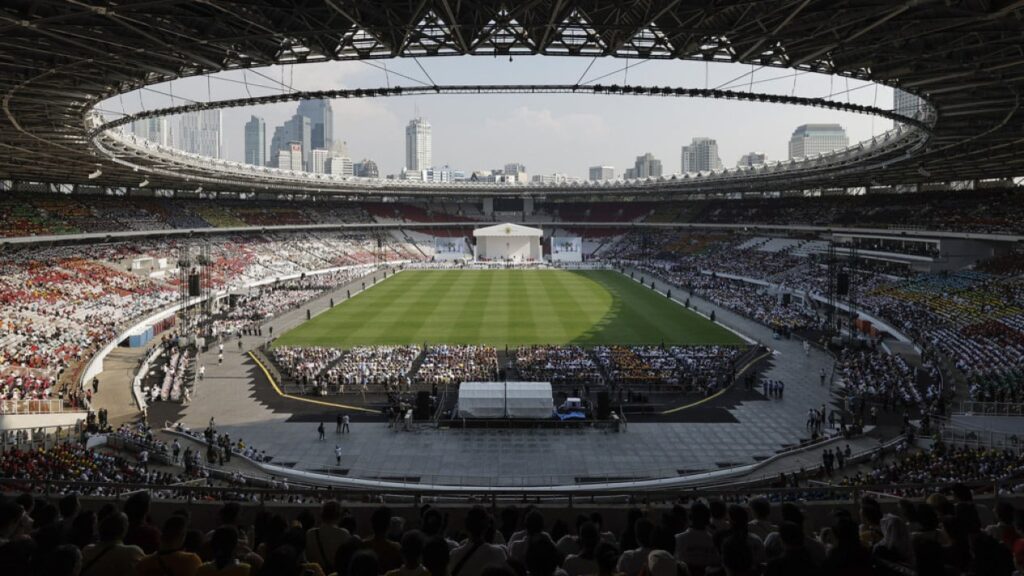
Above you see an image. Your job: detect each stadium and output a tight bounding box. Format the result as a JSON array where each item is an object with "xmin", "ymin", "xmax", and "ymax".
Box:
[{"xmin": 1, "ymin": 1, "xmax": 1023, "ymax": 575}]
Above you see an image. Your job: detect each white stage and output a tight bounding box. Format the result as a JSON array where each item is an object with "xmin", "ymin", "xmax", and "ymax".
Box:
[
  {"xmin": 457, "ymin": 381, "xmax": 554, "ymax": 419},
  {"xmin": 473, "ymin": 223, "xmax": 543, "ymax": 262}
]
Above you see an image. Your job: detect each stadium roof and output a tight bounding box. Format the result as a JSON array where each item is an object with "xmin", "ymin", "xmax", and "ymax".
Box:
[{"xmin": 1, "ymin": 1, "xmax": 1022, "ymax": 196}]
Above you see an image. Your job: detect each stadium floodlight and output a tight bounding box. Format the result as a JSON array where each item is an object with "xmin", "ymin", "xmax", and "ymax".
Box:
[
  {"xmin": 139, "ymin": 178, "xmax": 149, "ymax": 188},
  {"xmin": 195, "ymin": 186, "xmax": 203, "ymax": 193},
  {"xmin": 87, "ymin": 168, "xmax": 102, "ymax": 179}
]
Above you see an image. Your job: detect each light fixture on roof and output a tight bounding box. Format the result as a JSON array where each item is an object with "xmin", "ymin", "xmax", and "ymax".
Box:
[
  {"xmin": 195, "ymin": 186, "xmax": 203, "ymax": 193},
  {"xmin": 87, "ymin": 168, "xmax": 102, "ymax": 179},
  {"xmin": 139, "ymin": 178, "xmax": 149, "ymax": 188}
]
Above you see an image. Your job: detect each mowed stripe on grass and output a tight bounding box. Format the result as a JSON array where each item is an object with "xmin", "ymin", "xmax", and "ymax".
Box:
[{"xmin": 272, "ymin": 269, "xmax": 742, "ymax": 348}]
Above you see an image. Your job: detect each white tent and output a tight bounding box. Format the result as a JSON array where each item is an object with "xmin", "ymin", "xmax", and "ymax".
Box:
[
  {"xmin": 473, "ymin": 222, "xmax": 543, "ymax": 262},
  {"xmin": 457, "ymin": 381, "xmax": 553, "ymax": 419}
]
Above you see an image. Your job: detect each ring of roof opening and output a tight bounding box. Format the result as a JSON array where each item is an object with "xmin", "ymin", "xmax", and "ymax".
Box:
[{"xmin": 88, "ymin": 81, "xmax": 934, "ymax": 195}]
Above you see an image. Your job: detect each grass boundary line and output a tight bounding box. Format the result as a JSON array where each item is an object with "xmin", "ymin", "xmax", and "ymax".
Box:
[
  {"xmin": 660, "ymin": 349, "xmax": 772, "ymax": 415},
  {"xmin": 247, "ymin": 350, "xmax": 378, "ymax": 414}
]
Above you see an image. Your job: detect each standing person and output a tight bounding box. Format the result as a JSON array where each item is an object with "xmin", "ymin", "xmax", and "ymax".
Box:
[
  {"xmin": 803, "ymin": 341, "xmax": 810, "ymax": 356},
  {"xmin": 336, "ymin": 414, "xmax": 343, "ymax": 434},
  {"xmin": 217, "ymin": 352, "xmax": 223, "ymax": 365},
  {"xmin": 820, "ymin": 368, "xmax": 827, "ymax": 386},
  {"xmin": 172, "ymin": 439, "xmax": 181, "ymax": 464},
  {"xmin": 317, "ymin": 422, "xmax": 325, "ymax": 441},
  {"xmin": 305, "ymin": 500, "xmax": 351, "ymax": 573},
  {"xmin": 199, "ymin": 365, "xmax": 205, "ymax": 381},
  {"xmin": 778, "ymin": 380, "xmax": 785, "ymax": 399},
  {"xmin": 335, "ymin": 445, "xmax": 342, "ymax": 466},
  {"xmin": 342, "ymin": 414, "xmax": 350, "ymax": 433}
]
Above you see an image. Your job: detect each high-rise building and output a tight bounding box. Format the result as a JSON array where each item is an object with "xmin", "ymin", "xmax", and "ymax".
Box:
[
  {"xmin": 893, "ymin": 89, "xmax": 925, "ymax": 120},
  {"xmin": 788, "ymin": 124, "xmax": 849, "ymax": 159},
  {"xmin": 243, "ymin": 115, "xmax": 266, "ymax": 166},
  {"xmin": 504, "ymin": 163, "xmax": 527, "ymax": 183},
  {"xmin": 269, "ymin": 114, "xmax": 311, "ymax": 170},
  {"xmin": 297, "ymin": 99, "xmax": 334, "ymax": 152},
  {"xmin": 737, "ymin": 152, "xmax": 766, "ymax": 168},
  {"xmin": 132, "ymin": 117, "xmax": 173, "ymax": 146},
  {"xmin": 588, "ymin": 166, "xmax": 615, "ymax": 181},
  {"xmin": 405, "ymin": 117, "xmax": 432, "ymax": 171},
  {"xmin": 631, "ymin": 153, "xmax": 663, "ymax": 179},
  {"xmin": 326, "ymin": 155, "xmax": 353, "ymax": 177},
  {"xmin": 311, "ymin": 148, "xmax": 330, "ymax": 174},
  {"xmin": 177, "ymin": 110, "xmax": 221, "ymax": 158},
  {"xmin": 277, "ymin": 141, "xmax": 303, "ymax": 171},
  {"xmin": 680, "ymin": 137, "xmax": 722, "ymax": 173},
  {"xmin": 353, "ymin": 159, "xmax": 379, "ymax": 178}
]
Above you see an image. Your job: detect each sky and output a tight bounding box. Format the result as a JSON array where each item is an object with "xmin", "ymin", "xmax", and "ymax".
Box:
[{"xmin": 100, "ymin": 56, "xmax": 895, "ymax": 179}]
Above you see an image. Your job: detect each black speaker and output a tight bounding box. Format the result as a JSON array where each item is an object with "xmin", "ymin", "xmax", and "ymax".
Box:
[
  {"xmin": 187, "ymin": 274, "xmax": 201, "ymax": 297},
  {"xmin": 836, "ymin": 272, "xmax": 850, "ymax": 296},
  {"xmin": 596, "ymin": 391, "xmax": 611, "ymax": 420},
  {"xmin": 781, "ymin": 293, "xmax": 791, "ymax": 306},
  {"xmin": 414, "ymin": 391, "xmax": 431, "ymax": 419}
]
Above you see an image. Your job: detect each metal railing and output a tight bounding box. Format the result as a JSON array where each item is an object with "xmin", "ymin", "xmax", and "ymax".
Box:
[
  {"xmin": 955, "ymin": 401, "xmax": 1024, "ymax": 417},
  {"xmin": 0, "ymin": 398, "xmax": 88, "ymax": 415},
  {"xmin": 938, "ymin": 424, "xmax": 1022, "ymax": 449}
]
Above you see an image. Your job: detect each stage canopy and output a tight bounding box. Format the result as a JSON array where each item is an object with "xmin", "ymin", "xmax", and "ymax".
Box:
[
  {"xmin": 457, "ymin": 381, "xmax": 553, "ymax": 419},
  {"xmin": 473, "ymin": 223, "xmax": 543, "ymax": 262}
]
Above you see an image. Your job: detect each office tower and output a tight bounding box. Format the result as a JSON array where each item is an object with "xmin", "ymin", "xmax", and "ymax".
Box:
[
  {"xmin": 588, "ymin": 166, "xmax": 615, "ymax": 181},
  {"xmin": 788, "ymin": 124, "xmax": 849, "ymax": 159},
  {"xmin": 737, "ymin": 152, "xmax": 766, "ymax": 168},
  {"xmin": 177, "ymin": 110, "xmax": 221, "ymax": 158},
  {"xmin": 504, "ymin": 163, "xmax": 527, "ymax": 183},
  {"xmin": 243, "ymin": 115, "xmax": 266, "ymax": 166},
  {"xmin": 297, "ymin": 99, "xmax": 334, "ymax": 152},
  {"xmin": 311, "ymin": 148, "xmax": 330, "ymax": 174},
  {"xmin": 353, "ymin": 159, "xmax": 379, "ymax": 178},
  {"xmin": 631, "ymin": 153, "xmax": 662, "ymax": 179},
  {"xmin": 405, "ymin": 117, "xmax": 432, "ymax": 171},
  {"xmin": 269, "ymin": 113, "xmax": 311, "ymax": 170},
  {"xmin": 680, "ymin": 137, "xmax": 722, "ymax": 173},
  {"xmin": 132, "ymin": 117, "xmax": 173, "ymax": 146},
  {"xmin": 277, "ymin": 141, "xmax": 303, "ymax": 171},
  {"xmin": 326, "ymin": 155, "xmax": 353, "ymax": 176}
]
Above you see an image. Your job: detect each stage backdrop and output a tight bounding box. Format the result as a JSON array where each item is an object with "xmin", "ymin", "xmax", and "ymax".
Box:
[
  {"xmin": 550, "ymin": 236, "xmax": 583, "ymax": 263},
  {"xmin": 473, "ymin": 223, "xmax": 543, "ymax": 262}
]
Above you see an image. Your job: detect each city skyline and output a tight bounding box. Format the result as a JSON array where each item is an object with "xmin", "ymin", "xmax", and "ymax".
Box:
[{"xmin": 124, "ymin": 57, "xmax": 889, "ymax": 178}]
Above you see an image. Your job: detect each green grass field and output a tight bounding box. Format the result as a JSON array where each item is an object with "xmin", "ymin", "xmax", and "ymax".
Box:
[{"xmin": 273, "ymin": 269, "xmax": 743, "ymax": 348}]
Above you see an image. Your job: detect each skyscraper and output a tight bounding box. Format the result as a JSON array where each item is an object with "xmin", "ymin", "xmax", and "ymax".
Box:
[
  {"xmin": 243, "ymin": 115, "xmax": 266, "ymax": 166},
  {"xmin": 630, "ymin": 153, "xmax": 663, "ymax": 179},
  {"xmin": 269, "ymin": 114, "xmax": 311, "ymax": 170},
  {"xmin": 680, "ymin": 137, "xmax": 722, "ymax": 173},
  {"xmin": 132, "ymin": 117, "xmax": 172, "ymax": 146},
  {"xmin": 737, "ymin": 152, "xmax": 766, "ymax": 168},
  {"xmin": 589, "ymin": 166, "xmax": 615, "ymax": 181},
  {"xmin": 311, "ymin": 148, "xmax": 330, "ymax": 174},
  {"xmin": 326, "ymin": 155, "xmax": 353, "ymax": 176},
  {"xmin": 788, "ymin": 124, "xmax": 848, "ymax": 159},
  {"xmin": 177, "ymin": 110, "xmax": 221, "ymax": 158},
  {"xmin": 405, "ymin": 117, "xmax": 432, "ymax": 171},
  {"xmin": 277, "ymin": 141, "xmax": 303, "ymax": 171},
  {"xmin": 297, "ymin": 99, "xmax": 334, "ymax": 151}
]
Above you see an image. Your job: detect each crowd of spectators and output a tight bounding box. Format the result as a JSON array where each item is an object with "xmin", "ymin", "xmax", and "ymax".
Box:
[
  {"xmin": 835, "ymin": 349, "xmax": 935, "ymax": 410},
  {"xmin": 841, "ymin": 442, "xmax": 1024, "ymax": 494},
  {"xmin": 592, "ymin": 345, "xmax": 741, "ymax": 392},
  {"xmin": 272, "ymin": 347, "xmax": 345, "ymax": 390},
  {"xmin": 415, "ymin": 345, "xmax": 499, "ymax": 386},
  {"xmin": 2, "ymin": 477, "xmax": 1024, "ymax": 576},
  {"xmin": 515, "ymin": 346, "xmax": 602, "ymax": 384},
  {"xmin": 324, "ymin": 346, "xmax": 422, "ymax": 393}
]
